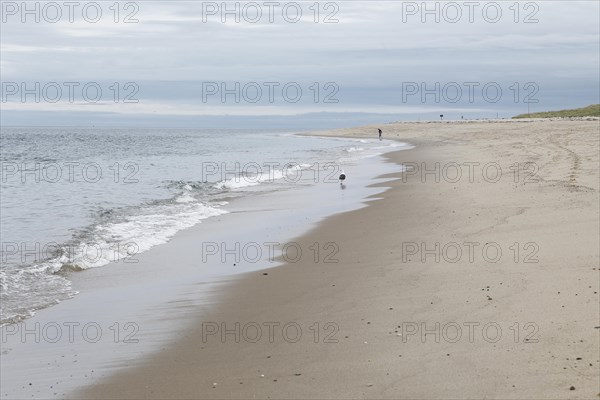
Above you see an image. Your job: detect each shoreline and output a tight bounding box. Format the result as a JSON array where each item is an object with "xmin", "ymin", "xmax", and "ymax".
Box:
[
  {"xmin": 77, "ymin": 119, "xmax": 599, "ymax": 398},
  {"xmin": 1, "ymin": 135, "xmax": 408, "ymax": 399},
  {"xmin": 0, "ymin": 130, "xmax": 400, "ymax": 327}
]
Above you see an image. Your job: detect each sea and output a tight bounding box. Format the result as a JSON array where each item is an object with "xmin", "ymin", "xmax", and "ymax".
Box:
[{"xmin": 0, "ymin": 127, "xmax": 407, "ymax": 325}]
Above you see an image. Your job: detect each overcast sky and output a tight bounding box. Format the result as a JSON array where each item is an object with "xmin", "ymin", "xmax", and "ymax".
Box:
[{"xmin": 1, "ymin": 1, "xmax": 599, "ymax": 127}]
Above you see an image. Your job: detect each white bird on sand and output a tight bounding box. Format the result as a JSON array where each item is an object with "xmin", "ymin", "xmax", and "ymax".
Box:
[{"xmin": 339, "ymin": 169, "xmax": 346, "ymax": 185}]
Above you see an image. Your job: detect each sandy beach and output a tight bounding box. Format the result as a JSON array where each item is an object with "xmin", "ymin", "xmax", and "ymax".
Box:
[{"xmin": 75, "ymin": 119, "xmax": 599, "ymax": 399}]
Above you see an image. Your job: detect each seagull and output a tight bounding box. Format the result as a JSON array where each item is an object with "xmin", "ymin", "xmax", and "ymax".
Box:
[{"xmin": 339, "ymin": 169, "xmax": 346, "ymax": 185}]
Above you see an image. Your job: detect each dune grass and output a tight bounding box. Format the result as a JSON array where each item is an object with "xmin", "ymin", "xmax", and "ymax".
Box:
[{"xmin": 513, "ymin": 104, "xmax": 600, "ymax": 119}]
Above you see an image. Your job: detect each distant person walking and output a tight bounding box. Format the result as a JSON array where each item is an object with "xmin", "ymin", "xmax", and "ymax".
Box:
[{"xmin": 378, "ymin": 128, "xmax": 382, "ymax": 141}]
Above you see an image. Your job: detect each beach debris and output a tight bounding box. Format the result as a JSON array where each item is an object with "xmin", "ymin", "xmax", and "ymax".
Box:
[
  {"xmin": 262, "ymin": 273, "xmax": 268, "ymax": 275},
  {"xmin": 570, "ymin": 386, "xmax": 575, "ymax": 390},
  {"xmin": 212, "ymin": 382, "xmax": 217, "ymax": 388},
  {"xmin": 260, "ymin": 374, "xmax": 265, "ymax": 378},
  {"xmin": 294, "ymin": 373, "xmax": 302, "ymax": 376}
]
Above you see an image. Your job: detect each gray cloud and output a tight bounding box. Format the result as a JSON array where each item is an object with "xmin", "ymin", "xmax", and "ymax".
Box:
[{"xmin": 1, "ymin": 1, "xmax": 598, "ymax": 126}]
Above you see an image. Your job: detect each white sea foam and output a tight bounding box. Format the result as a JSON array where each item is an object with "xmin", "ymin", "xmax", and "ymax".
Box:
[
  {"xmin": 0, "ymin": 199, "xmax": 227, "ymax": 324},
  {"xmin": 213, "ymin": 164, "xmax": 308, "ymax": 190},
  {"xmin": 346, "ymin": 147, "xmax": 364, "ymax": 152},
  {"xmin": 70, "ymin": 202, "xmax": 228, "ymax": 270}
]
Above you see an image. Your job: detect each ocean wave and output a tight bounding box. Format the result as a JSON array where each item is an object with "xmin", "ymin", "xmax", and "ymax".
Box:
[
  {"xmin": 345, "ymin": 147, "xmax": 364, "ymax": 152},
  {"xmin": 0, "ymin": 197, "xmax": 228, "ymax": 325},
  {"xmin": 212, "ymin": 164, "xmax": 311, "ymax": 190}
]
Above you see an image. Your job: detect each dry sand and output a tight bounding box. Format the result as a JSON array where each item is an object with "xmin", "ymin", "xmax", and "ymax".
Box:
[{"xmin": 77, "ymin": 119, "xmax": 599, "ymax": 399}]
